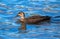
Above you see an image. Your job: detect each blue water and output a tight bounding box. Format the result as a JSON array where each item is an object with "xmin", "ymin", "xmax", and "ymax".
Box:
[{"xmin": 0, "ymin": 0, "xmax": 60, "ymax": 39}]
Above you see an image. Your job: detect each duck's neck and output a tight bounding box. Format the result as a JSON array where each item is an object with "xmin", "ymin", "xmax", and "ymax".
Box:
[
  {"xmin": 21, "ymin": 15, "xmax": 25, "ymax": 19},
  {"xmin": 20, "ymin": 15, "xmax": 25, "ymax": 21}
]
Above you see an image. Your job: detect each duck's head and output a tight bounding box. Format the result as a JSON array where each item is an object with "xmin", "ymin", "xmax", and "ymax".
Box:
[{"xmin": 17, "ymin": 12, "xmax": 25, "ymax": 17}]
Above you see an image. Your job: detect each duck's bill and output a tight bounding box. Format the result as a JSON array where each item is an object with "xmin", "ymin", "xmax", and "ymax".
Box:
[{"xmin": 16, "ymin": 14, "xmax": 19, "ymax": 17}]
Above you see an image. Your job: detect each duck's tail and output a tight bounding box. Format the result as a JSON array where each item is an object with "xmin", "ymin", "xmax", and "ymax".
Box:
[{"xmin": 43, "ymin": 16, "xmax": 51, "ymax": 20}]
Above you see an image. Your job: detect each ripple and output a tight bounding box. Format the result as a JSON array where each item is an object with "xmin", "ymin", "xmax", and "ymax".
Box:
[{"xmin": 0, "ymin": 0, "xmax": 60, "ymax": 39}]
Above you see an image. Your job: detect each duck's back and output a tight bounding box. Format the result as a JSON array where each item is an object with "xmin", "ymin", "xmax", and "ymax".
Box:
[{"xmin": 25, "ymin": 15, "xmax": 51, "ymax": 24}]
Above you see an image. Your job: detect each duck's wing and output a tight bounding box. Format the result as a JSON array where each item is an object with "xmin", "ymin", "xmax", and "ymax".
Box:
[
  {"xmin": 25, "ymin": 17, "xmax": 45, "ymax": 24},
  {"xmin": 25, "ymin": 16, "xmax": 51, "ymax": 24}
]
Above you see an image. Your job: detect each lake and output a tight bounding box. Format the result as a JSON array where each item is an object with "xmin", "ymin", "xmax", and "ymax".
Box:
[{"xmin": 0, "ymin": 0, "xmax": 60, "ymax": 39}]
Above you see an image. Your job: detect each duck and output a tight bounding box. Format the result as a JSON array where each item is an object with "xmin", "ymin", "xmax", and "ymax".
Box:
[
  {"xmin": 16, "ymin": 12, "xmax": 51, "ymax": 31},
  {"xmin": 16, "ymin": 12, "xmax": 51, "ymax": 24}
]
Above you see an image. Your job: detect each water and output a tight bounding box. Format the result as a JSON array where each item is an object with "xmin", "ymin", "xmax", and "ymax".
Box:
[{"xmin": 0, "ymin": 0, "xmax": 60, "ymax": 39}]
